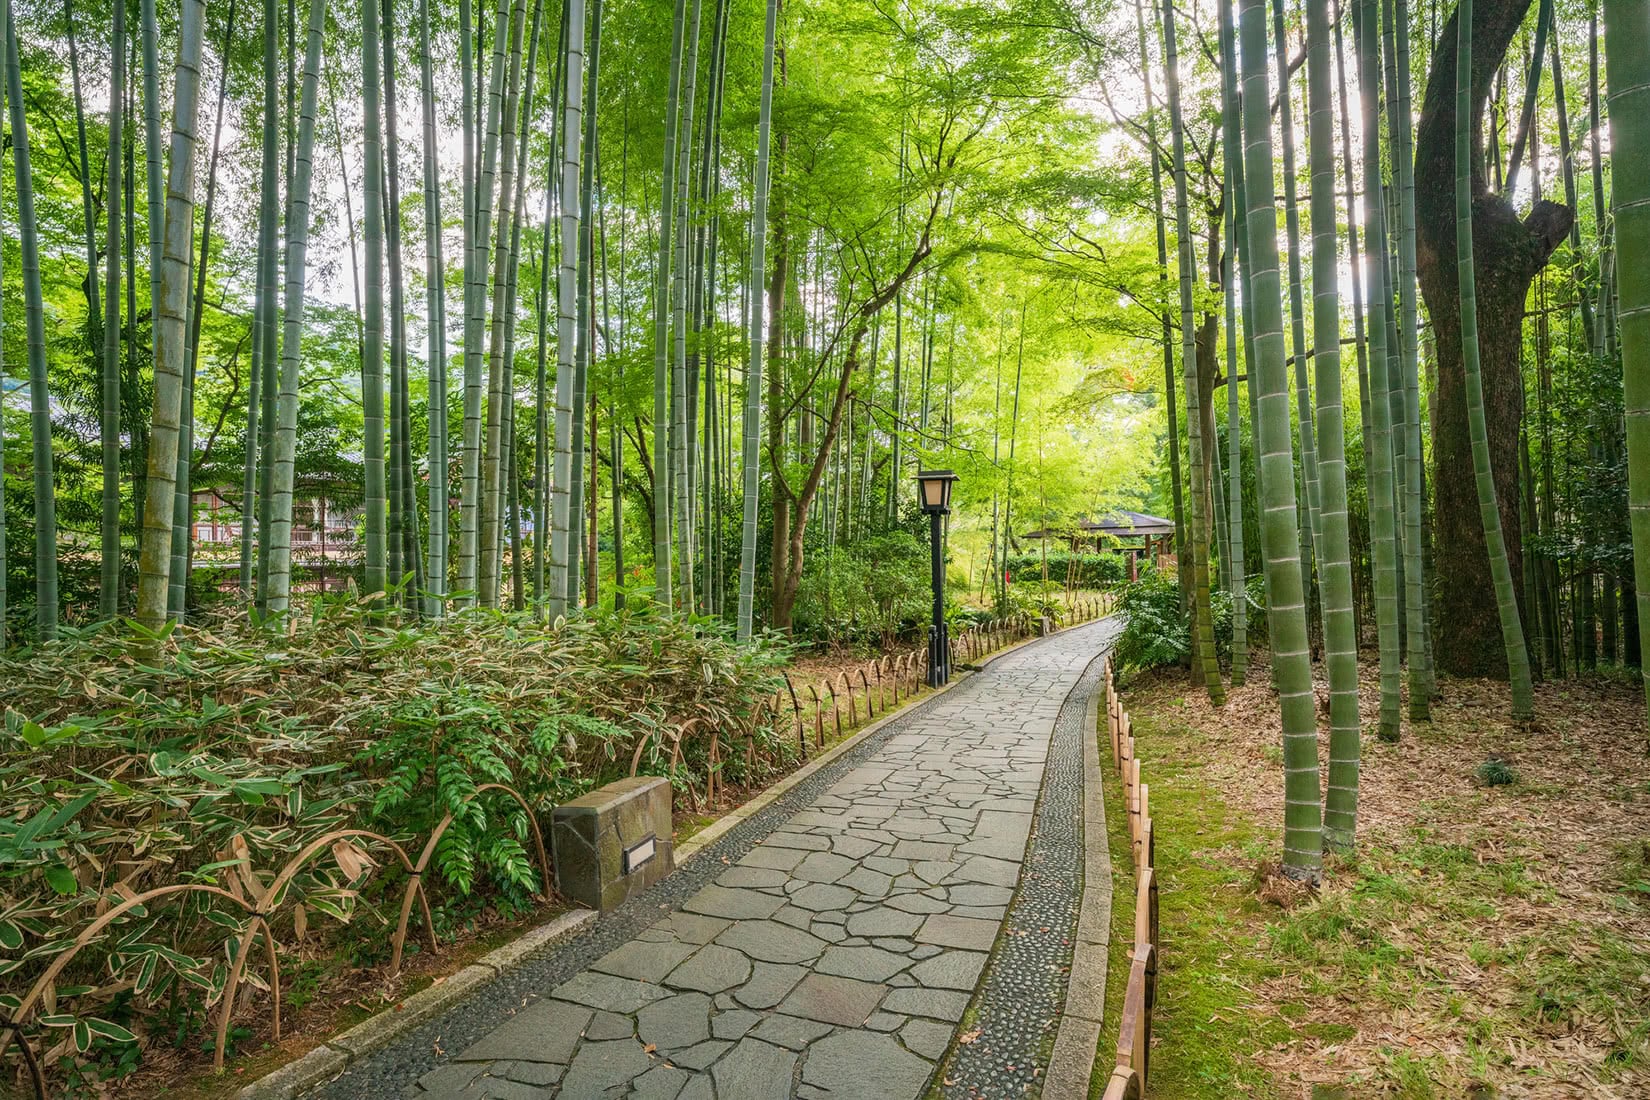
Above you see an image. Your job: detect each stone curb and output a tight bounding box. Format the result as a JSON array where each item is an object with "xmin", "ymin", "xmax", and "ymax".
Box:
[
  {"xmin": 235, "ymin": 909, "xmax": 596, "ymax": 1099},
  {"xmin": 1041, "ymin": 655, "xmax": 1114, "ymax": 1100}
]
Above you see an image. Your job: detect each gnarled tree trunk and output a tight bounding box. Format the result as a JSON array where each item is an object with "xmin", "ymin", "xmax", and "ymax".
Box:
[{"xmin": 1415, "ymin": 0, "xmax": 1572, "ymax": 678}]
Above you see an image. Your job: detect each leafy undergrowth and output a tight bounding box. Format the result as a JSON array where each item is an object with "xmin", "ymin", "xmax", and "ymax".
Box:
[
  {"xmin": 0, "ymin": 597, "xmax": 792, "ymax": 1094},
  {"xmin": 1099, "ymin": 655, "xmax": 1650, "ymax": 1099}
]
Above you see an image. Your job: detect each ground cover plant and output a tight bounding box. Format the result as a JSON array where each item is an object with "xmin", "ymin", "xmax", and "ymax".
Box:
[{"xmin": 0, "ymin": 596, "xmax": 789, "ymax": 1091}]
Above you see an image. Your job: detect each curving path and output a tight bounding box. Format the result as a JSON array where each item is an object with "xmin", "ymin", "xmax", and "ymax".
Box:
[{"xmin": 313, "ymin": 616, "xmax": 1118, "ymax": 1100}]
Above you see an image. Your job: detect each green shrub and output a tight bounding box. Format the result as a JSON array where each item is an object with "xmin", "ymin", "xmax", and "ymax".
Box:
[
  {"xmin": 794, "ymin": 532, "xmax": 931, "ymax": 647},
  {"xmin": 1112, "ymin": 567, "xmax": 1263, "ymax": 675},
  {"xmin": 1005, "ymin": 550, "xmax": 1126, "ymax": 590}
]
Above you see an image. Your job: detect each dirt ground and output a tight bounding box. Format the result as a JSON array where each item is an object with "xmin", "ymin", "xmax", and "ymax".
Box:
[{"xmin": 1113, "ymin": 655, "xmax": 1650, "ymax": 1098}]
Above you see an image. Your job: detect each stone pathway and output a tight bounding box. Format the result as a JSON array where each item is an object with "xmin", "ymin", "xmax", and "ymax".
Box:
[{"xmin": 316, "ymin": 618, "xmax": 1116, "ymax": 1100}]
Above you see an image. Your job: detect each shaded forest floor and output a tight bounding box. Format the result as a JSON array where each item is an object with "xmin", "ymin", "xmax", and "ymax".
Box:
[{"xmin": 1101, "ymin": 655, "xmax": 1650, "ymax": 1099}]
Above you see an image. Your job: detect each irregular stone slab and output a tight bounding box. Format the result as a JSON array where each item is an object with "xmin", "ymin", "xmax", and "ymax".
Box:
[
  {"xmin": 889, "ymin": 840, "xmax": 956, "ymax": 862},
  {"xmin": 837, "ymin": 867, "xmax": 893, "ymax": 898},
  {"xmin": 899, "ymin": 1018, "xmax": 954, "ymax": 1060},
  {"xmin": 791, "ymin": 851, "xmax": 857, "ymax": 883},
  {"xmin": 496, "ymin": 1060, "xmax": 566, "ymax": 1086},
  {"xmin": 739, "ymin": 845, "xmax": 810, "ymax": 871},
  {"xmin": 864, "ymin": 1011, "xmax": 905, "ymax": 1032},
  {"xmin": 911, "ymin": 860, "xmax": 953, "ymax": 884},
  {"xmin": 947, "ymin": 883, "xmax": 1013, "ymax": 907},
  {"xmin": 715, "ymin": 919, "xmax": 827, "ymax": 964},
  {"xmin": 787, "ymin": 882, "xmax": 856, "ymax": 912},
  {"xmin": 716, "ymin": 865, "xmax": 791, "ymax": 890},
  {"xmin": 750, "ymin": 1013, "xmax": 835, "ymax": 1049},
  {"xmin": 682, "ymin": 883, "xmax": 787, "ymax": 921},
  {"xmin": 801, "ymin": 1031, "xmax": 934, "ymax": 1097},
  {"xmin": 630, "ymin": 1064, "xmax": 691, "ymax": 1100},
  {"xmin": 771, "ymin": 904, "xmax": 815, "ymax": 930},
  {"xmin": 636, "ymin": 991, "xmax": 713, "ymax": 1052},
  {"xmin": 814, "ymin": 944, "xmax": 910, "ymax": 983},
  {"xmin": 454, "ymin": 999, "xmax": 592, "ymax": 1064},
  {"xmin": 678, "ymin": 1076, "xmax": 716, "ymax": 1100},
  {"xmin": 591, "ymin": 938, "xmax": 698, "ymax": 983},
  {"xmin": 669, "ymin": 1039, "xmax": 731, "ymax": 1071},
  {"xmin": 776, "ymin": 973, "xmax": 888, "ymax": 1027},
  {"xmin": 416, "ymin": 1063, "xmax": 486, "ymax": 1093},
  {"xmin": 827, "ymin": 834, "xmax": 881, "ymax": 859},
  {"xmin": 760, "ymin": 831, "xmax": 832, "ymax": 852},
  {"xmin": 730, "ymin": 961, "xmax": 806, "ymax": 1009},
  {"xmin": 710, "ymin": 1037, "xmax": 800, "ymax": 1100},
  {"xmin": 958, "ymin": 809, "xmax": 1033, "ymax": 859},
  {"xmin": 649, "ymin": 912, "xmax": 731, "ymax": 945},
  {"xmin": 457, "ymin": 1076, "xmax": 553, "ymax": 1100},
  {"xmin": 664, "ymin": 943, "xmax": 753, "ymax": 995},
  {"xmin": 863, "ymin": 857, "xmax": 909, "ymax": 876},
  {"xmin": 909, "ymin": 949, "xmax": 988, "ymax": 991},
  {"xmin": 711, "ymin": 1009, "xmax": 761, "ymax": 1040},
  {"xmin": 884, "ymin": 892, "xmax": 949, "ymax": 915},
  {"xmin": 881, "ymin": 987, "xmax": 970, "ymax": 1021},
  {"xmin": 845, "ymin": 907, "xmax": 923, "ymax": 938},
  {"xmin": 584, "ymin": 1011, "xmax": 634, "ymax": 1041},
  {"xmin": 948, "ymin": 854, "xmax": 1020, "ymax": 887},
  {"xmin": 914, "ymin": 913, "xmax": 1000, "ymax": 952},
  {"xmin": 555, "ymin": 1038, "xmax": 653, "ymax": 1095},
  {"xmin": 812, "ymin": 922, "xmax": 847, "ymax": 943},
  {"xmin": 551, "ymin": 971, "xmax": 671, "ymax": 1014},
  {"xmin": 950, "ymin": 904, "xmax": 1007, "ymax": 922}
]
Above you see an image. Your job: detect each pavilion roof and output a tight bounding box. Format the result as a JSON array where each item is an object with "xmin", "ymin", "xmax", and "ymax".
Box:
[{"xmin": 1021, "ymin": 510, "xmax": 1177, "ymax": 540}]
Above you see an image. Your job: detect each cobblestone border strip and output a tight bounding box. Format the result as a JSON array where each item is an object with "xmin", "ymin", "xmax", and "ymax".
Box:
[
  {"xmin": 935, "ymin": 622, "xmax": 1119, "ymax": 1099},
  {"xmin": 1042, "ymin": 657, "xmax": 1114, "ymax": 1099}
]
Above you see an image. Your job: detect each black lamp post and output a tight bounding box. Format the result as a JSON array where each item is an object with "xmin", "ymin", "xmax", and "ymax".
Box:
[{"xmin": 916, "ymin": 470, "xmax": 958, "ymax": 687}]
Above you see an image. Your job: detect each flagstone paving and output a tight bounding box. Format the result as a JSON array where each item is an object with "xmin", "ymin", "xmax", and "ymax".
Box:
[{"xmin": 313, "ymin": 617, "xmax": 1117, "ymax": 1100}]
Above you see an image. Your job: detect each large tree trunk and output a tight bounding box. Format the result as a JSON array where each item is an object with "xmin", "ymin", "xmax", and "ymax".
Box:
[{"xmin": 1415, "ymin": 0, "xmax": 1572, "ymax": 678}]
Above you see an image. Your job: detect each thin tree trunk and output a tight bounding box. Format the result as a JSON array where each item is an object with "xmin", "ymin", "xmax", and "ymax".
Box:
[
  {"xmin": 420, "ymin": 0, "xmax": 448, "ymax": 615},
  {"xmin": 737, "ymin": 0, "xmax": 779, "ymax": 640},
  {"xmin": 100, "ymin": 0, "xmax": 127, "ymax": 620},
  {"xmin": 548, "ymin": 0, "xmax": 589, "ymax": 619},
  {"xmin": 170, "ymin": 4, "xmax": 235, "ymax": 622},
  {"xmin": 568, "ymin": 0, "xmax": 605, "ymax": 610},
  {"xmin": 479, "ymin": 0, "xmax": 531, "ymax": 606},
  {"xmin": 1239, "ymin": 0, "xmax": 1322, "ymax": 883},
  {"xmin": 243, "ymin": 0, "xmax": 279, "ymax": 603},
  {"xmin": 1455, "ymin": 0, "xmax": 1535, "ymax": 719},
  {"xmin": 1307, "ymin": 0, "xmax": 1363, "ymax": 850},
  {"xmin": 360, "ymin": 0, "xmax": 389, "ymax": 603},
  {"xmin": 1359, "ymin": 0, "xmax": 1404, "ymax": 740},
  {"xmin": 133, "ymin": 0, "xmax": 207, "ymax": 639},
  {"xmin": 263, "ymin": 0, "xmax": 329, "ymax": 615},
  {"xmin": 1219, "ymin": 0, "xmax": 1246, "ymax": 686},
  {"xmin": 1273, "ymin": 0, "xmax": 1322, "ymax": 622},
  {"xmin": 1164, "ymin": 0, "xmax": 1223, "ymax": 704},
  {"xmin": 1135, "ymin": 0, "xmax": 1187, "ymax": 599},
  {"xmin": 652, "ymin": 0, "xmax": 689, "ymax": 606},
  {"xmin": 63, "ymin": 0, "xmax": 101, "ymax": 333},
  {"xmin": 459, "ymin": 0, "xmax": 514, "ymax": 606}
]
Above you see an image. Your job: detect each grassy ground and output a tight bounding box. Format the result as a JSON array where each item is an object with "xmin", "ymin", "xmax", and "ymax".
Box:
[{"xmin": 1095, "ymin": 654, "xmax": 1650, "ymax": 1099}]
